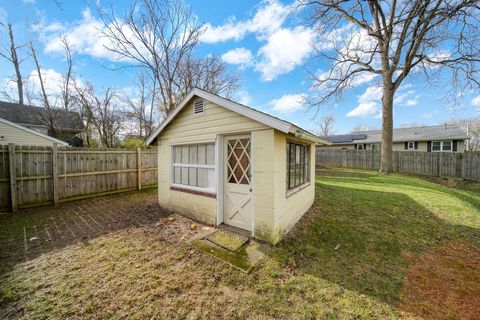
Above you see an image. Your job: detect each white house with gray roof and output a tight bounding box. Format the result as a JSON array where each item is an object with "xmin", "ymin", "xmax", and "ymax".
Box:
[
  {"xmin": 319, "ymin": 124, "xmax": 469, "ymax": 152},
  {"xmin": 0, "ymin": 101, "xmax": 84, "ymax": 146}
]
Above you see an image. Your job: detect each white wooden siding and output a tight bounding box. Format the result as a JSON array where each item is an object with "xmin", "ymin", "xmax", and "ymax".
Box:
[{"xmin": 0, "ymin": 120, "xmax": 60, "ymax": 146}]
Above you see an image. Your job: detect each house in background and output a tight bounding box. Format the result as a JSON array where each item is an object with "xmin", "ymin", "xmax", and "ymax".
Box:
[
  {"xmin": 319, "ymin": 125, "xmax": 469, "ymax": 152},
  {"xmin": 0, "ymin": 117, "xmax": 69, "ymax": 147},
  {"xmin": 0, "ymin": 101, "xmax": 84, "ymax": 146},
  {"xmin": 147, "ymin": 88, "xmax": 330, "ymax": 244}
]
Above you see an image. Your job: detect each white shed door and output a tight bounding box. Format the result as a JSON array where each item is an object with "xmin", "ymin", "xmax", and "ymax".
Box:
[{"xmin": 223, "ymin": 135, "xmax": 252, "ymax": 231}]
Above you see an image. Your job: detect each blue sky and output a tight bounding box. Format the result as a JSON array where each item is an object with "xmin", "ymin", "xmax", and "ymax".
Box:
[{"xmin": 1, "ymin": 0, "xmax": 479, "ymax": 134}]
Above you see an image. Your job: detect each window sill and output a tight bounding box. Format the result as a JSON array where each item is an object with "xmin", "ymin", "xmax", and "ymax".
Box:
[
  {"xmin": 286, "ymin": 181, "xmax": 311, "ymax": 198},
  {"xmin": 170, "ymin": 185, "xmax": 216, "ymax": 198}
]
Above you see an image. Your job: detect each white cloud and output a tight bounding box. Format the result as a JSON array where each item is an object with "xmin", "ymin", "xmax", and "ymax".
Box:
[
  {"xmin": 235, "ymin": 90, "xmax": 252, "ymax": 106},
  {"xmin": 27, "ymin": 68, "xmax": 65, "ymax": 97},
  {"xmin": 346, "ymin": 86, "xmax": 382, "ymax": 118},
  {"xmin": 256, "ymin": 26, "xmax": 313, "ymax": 81},
  {"xmin": 312, "ymin": 26, "xmax": 382, "ymax": 95},
  {"xmin": 346, "ymin": 84, "xmax": 418, "ymax": 118},
  {"xmin": 247, "ymin": 0, "xmax": 290, "ymax": 39},
  {"xmin": 269, "ymin": 93, "xmax": 306, "ymax": 114},
  {"xmin": 221, "ymin": 48, "xmax": 253, "ymax": 66},
  {"xmin": 346, "ymin": 102, "xmax": 378, "ymax": 118},
  {"xmin": 201, "ymin": 18, "xmax": 246, "ymax": 43},
  {"xmin": 2, "ymin": 67, "xmax": 86, "ymax": 107},
  {"xmin": 405, "ymin": 99, "xmax": 417, "ymax": 106},
  {"xmin": 37, "ymin": 8, "xmax": 129, "ymax": 61},
  {"xmin": 471, "ymin": 95, "xmax": 480, "ymax": 106},
  {"xmin": 0, "ymin": 6, "xmax": 7, "ymax": 20},
  {"xmin": 201, "ymin": 0, "xmax": 315, "ymax": 80},
  {"xmin": 394, "ymin": 88, "xmax": 419, "ymax": 107},
  {"xmin": 200, "ymin": 0, "xmax": 291, "ymax": 43}
]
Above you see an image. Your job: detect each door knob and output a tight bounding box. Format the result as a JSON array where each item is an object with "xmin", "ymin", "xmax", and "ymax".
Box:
[{"xmin": 249, "ymin": 188, "xmax": 252, "ymax": 192}]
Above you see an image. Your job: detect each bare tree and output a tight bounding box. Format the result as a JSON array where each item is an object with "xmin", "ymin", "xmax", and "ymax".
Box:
[
  {"xmin": 74, "ymin": 81, "xmax": 96, "ymax": 146},
  {"xmin": 60, "ymin": 37, "xmax": 75, "ymax": 110},
  {"xmin": 447, "ymin": 117, "xmax": 480, "ymax": 151},
  {"xmin": 301, "ymin": 0, "xmax": 480, "ymax": 173},
  {"xmin": 100, "ymin": 0, "xmax": 201, "ymax": 114},
  {"xmin": 123, "ymin": 70, "xmax": 160, "ymax": 139},
  {"xmin": 0, "ymin": 23, "xmax": 26, "ymax": 105},
  {"xmin": 75, "ymin": 82, "xmax": 123, "ymax": 147},
  {"xmin": 177, "ymin": 55, "xmax": 240, "ymax": 99},
  {"xmin": 30, "ymin": 42, "xmax": 52, "ymax": 110},
  {"xmin": 100, "ymin": 0, "xmax": 240, "ymax": 115},
  {"xmin": 92, "ymin": 88, "xmax": 123, "ymax": 147},
  {"xmin": 318, "ymin": 115, "xmax": 336, "ymax": 136},
  {"xmin": 29, "ymin": 39, "xmax": 81, "ymax": 140},
  {"xmin": 30, "ymin": 41, "xmax": 62, "ymax": 138}
]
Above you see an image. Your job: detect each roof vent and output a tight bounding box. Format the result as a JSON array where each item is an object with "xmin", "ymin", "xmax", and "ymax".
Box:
[{"xmin": 193, "ymin": 98, "xmax": 204, "ymax": 114}]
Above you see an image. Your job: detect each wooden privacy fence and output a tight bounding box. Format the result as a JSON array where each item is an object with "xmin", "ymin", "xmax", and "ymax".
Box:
[
  {"xmin": 0, "ymin": 144, "xmax": 158, "ymax": 212},
  {"xmin": 316, "ymin": 149, "xmax": 480, "ymax": 181}
]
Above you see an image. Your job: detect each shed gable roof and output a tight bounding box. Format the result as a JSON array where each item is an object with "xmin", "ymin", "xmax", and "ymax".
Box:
[{"xmin": 146, "ymin": 88, "xmax": 329, "ymax": 145}]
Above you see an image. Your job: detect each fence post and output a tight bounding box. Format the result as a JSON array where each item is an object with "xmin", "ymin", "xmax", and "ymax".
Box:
[
  {"xmin": 8, "ymin": 143, "xmax": 17, "ymax": 212},
  {"xmin": 137, "ymin": 147, "xmax": 142, "ymax": 190},
  {"xmin": 52, "ymin": 143, "xmax": 59, "ymax": 205}
]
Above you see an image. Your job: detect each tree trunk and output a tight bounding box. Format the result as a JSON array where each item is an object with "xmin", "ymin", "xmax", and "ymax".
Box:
[
  {"xmin": 8, "ymin": 24, "xmax": 23, "ymax": 106},
  {"xmin": 380, "ymin": 85, "xmax": 394, "ymax": 174}
]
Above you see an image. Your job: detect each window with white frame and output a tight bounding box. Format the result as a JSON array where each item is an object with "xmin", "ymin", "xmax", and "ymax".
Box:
[
  {"xmin": 172, "ymin": 143, "xmax": 215, "ymax": 192},
  {"xmin": 442, "ymin": 140, "xmax": 452, "ymax": 151},
  {"xmin": 356, "ymin": 144, "xmax": 364, "ymax": 150},
  {"xmin": 408, "ymin": 141, "xmax": 415, "ymax": 150},
  {"xmin": 432, "ymin": 140, "xmax": 452, "ymax": 152}
]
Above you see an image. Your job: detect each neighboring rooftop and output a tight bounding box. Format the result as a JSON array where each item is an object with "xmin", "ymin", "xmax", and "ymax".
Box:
[
  {"xmin": 323, "ymin": 124, "xmax": 469, "ymax": 144},
  {"xmin": 0, "ymin": 101, "xmax": 84, "ymax": 132}
]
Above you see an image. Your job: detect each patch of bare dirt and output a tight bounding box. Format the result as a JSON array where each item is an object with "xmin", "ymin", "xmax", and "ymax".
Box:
[{"xmin": 399, "ymin": 241, "xmax": 480, "ymax": 320}]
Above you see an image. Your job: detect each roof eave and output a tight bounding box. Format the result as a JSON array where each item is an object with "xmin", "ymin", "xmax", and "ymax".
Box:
[
  {"xmin": 147, "ymin": 88, "xmax": 300, "ymax": 145},
  {"xmin": 289, "ymin": 126, "xmax": 331, "ymax": 144}
]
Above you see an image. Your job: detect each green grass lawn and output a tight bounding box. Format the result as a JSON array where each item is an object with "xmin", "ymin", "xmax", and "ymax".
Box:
[
  {"xmin": 1, "ymin": 169, "xmax": 479, "ymax": 319},
  {"xmin": 269, "ymin": 169, "xmax": 480, "ymax": 319}
]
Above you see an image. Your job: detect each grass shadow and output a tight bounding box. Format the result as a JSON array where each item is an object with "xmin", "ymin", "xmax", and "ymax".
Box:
[
  {"xmin": 272, "ymin": 179, "xmax": 480, "ymax": 317},
  {"xmin": 317, "ymin": 167, "xmax": 480, "ymax": 212},
  {"xmin": 0, "ymin": 188, "xmax": 168, "ymax": 277}
]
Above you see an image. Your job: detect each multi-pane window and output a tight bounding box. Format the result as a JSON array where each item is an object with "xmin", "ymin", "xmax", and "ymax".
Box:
[
  {"xmin": 287, "ymin": 142, "xmax": 310, "ymax": 190},
  {"xmin": 442, "ymin": 140, "xmax": 452, "ymax": 151},
  {"xmin": 172, "ymin": 143, "xmax": 215, "ymax": 192},
  {"xmin": 432, "ymin": 140, "xmax": 452, "ymax": 152}
]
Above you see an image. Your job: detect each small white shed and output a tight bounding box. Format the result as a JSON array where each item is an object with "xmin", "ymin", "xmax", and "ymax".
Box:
[{"xmin": 147, "ymin": 88, "xmax": 330, "ymax": 244}]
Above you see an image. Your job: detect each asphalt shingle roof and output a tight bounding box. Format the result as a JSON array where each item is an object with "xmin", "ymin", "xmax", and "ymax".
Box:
[
  {"xmin": 324, "ymin": 125, "xmax": 469, "ymax": 144},
  {"xmin": 0, "ymin": 101, "xmax": 84, "ymax": 131}
]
